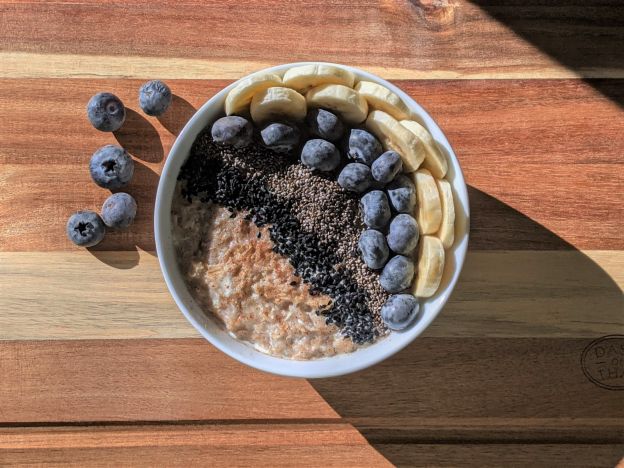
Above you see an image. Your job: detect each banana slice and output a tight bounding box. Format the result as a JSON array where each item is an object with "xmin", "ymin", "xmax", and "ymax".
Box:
[
  {"xmin": 435, "ymin": 179, "xmax": 455, "ymax": 249},
  {"xmin": 365, "ymin": 110, "xmax": 425, "ymax": 172},
  {"xmin": 250, "ymin": 87, "xmax": 306, "ymax": 123},
  {"xmin": 225, "ymin": 72, "xmax": 283, "ymax": 116},
  {"xmin": 401, "ymin": 120, "xmax": 448, "ymax": 178},
  {"xmin": 413, "ymin": 169, "xmax": 442, "ymax": 234},
  {"xmin": 283, "ymin": 64, "xmax": 355, "ymax": 93},
  {"xmin": 306, "ymin": 84, "xmax": 368, "ymax": 124},
  {"xmin": 412, "ymin": 235, "xmax": 445, "ymax": 298},
  {"xmin": 355, "ymin": 81, "xmax": 410, "ymax": 120}
]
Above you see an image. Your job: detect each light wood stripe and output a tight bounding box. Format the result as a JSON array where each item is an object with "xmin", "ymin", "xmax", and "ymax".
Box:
[
  {"xmin": 0, "ymin": 251, "xmax": 621, "ymax": 341},
  {"xmin": 0, "ymin": 51, "xmax": 607, "ymax": 80}
]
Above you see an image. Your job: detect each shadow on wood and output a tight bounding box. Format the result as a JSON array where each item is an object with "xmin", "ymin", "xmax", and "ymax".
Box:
[
  {"xmin": 465, "ymin": 0, "xmax": 624, "ymax": 107},
  {"xmin": 114, "ymin": 109, "xmax": 164, "ymax": 163},
  {"xmin": 310, "ymin": 185, "xmax": 623, "ymax": 466},
  {"xmin": 158, "ymin": 95, "xmax": 197, "ymax": 136},
  {"xmin": 468, "ymin": 186, "xmax": 574, "ymax": 250}
]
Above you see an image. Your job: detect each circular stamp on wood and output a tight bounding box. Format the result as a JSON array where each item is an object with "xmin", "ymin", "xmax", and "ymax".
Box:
[{"xmin": 581, "ymin": 335, "xmax": 624, "ymax": 391}]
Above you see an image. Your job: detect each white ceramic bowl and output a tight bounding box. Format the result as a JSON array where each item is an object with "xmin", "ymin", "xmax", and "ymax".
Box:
[{"xmin": 155, "ymin": 62, "xmax": 469, "ymax": 378}]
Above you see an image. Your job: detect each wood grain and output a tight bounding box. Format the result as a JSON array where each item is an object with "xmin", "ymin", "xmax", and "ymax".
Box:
[
  {"xmin": 0, "ymin": 251, "xmax": 621, "ymax": 340},
  {"xmin": 0, "ymin": 424, "xmax": 391, "ymax": 467},
  {"xmin": 376, "ymin": 444, "xmax": 624, "ymax": 468},
  {"xmin": 0, "ymin": 1, "xmax": 622, "ymax": 79},
  {"xmin": 1, "ymin": 339, "xmax": 621, "ymax": 426},
  {"xmin": 0, "ymin": 79, "xmax": 622, "ymax": 251},
  {"xmin": 0, "ymin": 339, "xmax": 338, "ymax": 422}
]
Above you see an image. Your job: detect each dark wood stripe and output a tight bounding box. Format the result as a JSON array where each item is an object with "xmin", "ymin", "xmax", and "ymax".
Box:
[
  {"xmin": 376, "ymin": 443, "xmax": 624, "ymax": 468},
  {"xmin": 1, "ymin": 338, "xmax": 621, "ymax": 427},
  {"xmin": 0, "ymin": 424, "xmax": 391, "ymax": 467},
  {"xmin": 0, "ymin": 79, "xmax": 622, "ymax": 251},
  {"xmin": 0, "ymin": 339, "xmax": 337, "ymax": 423}
]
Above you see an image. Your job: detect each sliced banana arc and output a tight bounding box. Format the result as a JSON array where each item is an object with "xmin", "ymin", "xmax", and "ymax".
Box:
[
  {"xmin": 225, "ymin": 72, "xmax": 283, "ymax": 116},
  {"xmin": 306, "ymin": 84, "xmax": 368, "ymax": 124},
  {"xmin": 401, "ymin": 120, "xmax": 448, "ymax": 179},
  {"xmin": 412, "ymin": 235, "xmax": 445, "ymax": 298},
  {"xmin": 435, "ymin": 178, "xmax": 455, "ymax": 249},
  {"xmin": 366, "ymin": 110, "xmax": 425, "ymax": 172},
  {"xmin": 413, "ymin": 168, "xmax": 442, "ymax": 235},
  {"xmin": 250, "ymin": 87, "xmax": 307, "ymax": 123},
  {"xmin": 355, "ymin": 81, "xmax": 410, "ymax": 121},
  {"xmin": 283, "ymin": 64, "xmax": 355, "ymax": 93}
]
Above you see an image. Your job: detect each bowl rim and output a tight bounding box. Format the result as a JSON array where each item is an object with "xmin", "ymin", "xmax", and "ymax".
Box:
[{"xmin": 155, "ymin": 62, "xmax": 470, "ymax": 378}]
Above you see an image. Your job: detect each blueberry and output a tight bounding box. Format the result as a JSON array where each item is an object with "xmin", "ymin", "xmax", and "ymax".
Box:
[
  {"xmin": 386, "ymin": 174, "xmax": 416, "ymax": 213},
  {"xmin": 358, "ymin": 229, "xmax": 389, "ymax": 269},
  {"xmin": 86, "ymin": 92, "xmax": 126, "ymax": 132},
  {"xmin": 211, "ymin": 116, "xmax": 253, "ymax": 148},
  {"xmin": 381, "ymin": 294, "xmax": 420, "ymax": 330},
  {"xmin": 387, "ymin": 214, "xmax": 419, "ymax": 255},
  {"xmin": 66, "ymin": 210, "xmax": 106, "ymax": 247},
  {"xmin": 338, "ymin": 163, "xmax": 372, "ymax": 193},
  {"xmin": 306, "ymin": 109, "xmax": 344, "ymax": 142},
  {"xmin": 101, "ymin": 192, "xmax": 137, "ymax": 229},
  {"xmin": 301, "ymin": 139, "xmax": 341, "ymax": 171},
  {"xmin": 139, "ymin": 80, "xmax": 172, "ymax": 116},
  {"xmin": 348, "ymin": 129, "xmax": 383, "ymax": 165},
  {"xmin": 89, "ymin": 145, "xmax": 134, "ymax": 189},
  {"xmin": 379, "ymin": 255, "xmax": 415, "ymax": 293},
  {"xmin": 360, "ymin": 190, "xmax": 391, "ymax": 229},
  {"xmin": 371, "ymin": 151, "xmax": 402, "ymax": 184},
  {"xmin": 261, "ymin": 123, "xmax": 300, "ymax": 153}
]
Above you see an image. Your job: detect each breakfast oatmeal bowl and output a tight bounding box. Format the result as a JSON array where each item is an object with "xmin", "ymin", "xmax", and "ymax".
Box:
[{"xmin": 155, "ymin": 62, "xmax": 469, "ymax": 378}]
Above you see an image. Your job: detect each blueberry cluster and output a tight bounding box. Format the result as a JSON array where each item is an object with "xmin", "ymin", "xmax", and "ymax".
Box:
[
  {"xmin": 344, "ymin": 131, "xmax": 420, "ymax": 330},
  {"xmin": 67, "ymin": 80, "xmax": 170, "ymax": 247}
]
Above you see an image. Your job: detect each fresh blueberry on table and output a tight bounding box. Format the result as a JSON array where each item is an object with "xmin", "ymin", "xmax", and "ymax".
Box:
[
  {"xmin": 101, "ymin": 192, "xmax": 137, "ymax": 229},
  {"xmin": 66, "ymin": 210, "xmax": 106, "ymax": 247},
  {"xmin": 347, "ymin": 129, "xmax": 382, "ymax": 166},
  {"xmin": 380, "ymin": 255, "xmax": 415, "ymax": 293},
  {"xmin": 358, "ymin": 229, "xmax": 389, "ymax": 269},
  {"xmin": 386, "ymin": 174, "xmax": 415, "ymax": 213},
  {"xmin": 86, "ymin": 92, "xmax": 126, "ymax": 132},
  {"xmin": 381, "ymin": 294, "xmax": 420, "ymax": 330},
  {"xmin": 338, "ymin": 163, "xmax": 372, "ymax": 193},
  {"xmin": 300, "ymin": 139, "xmax": 341, "ymax": 171},
  {"xmin": 261, "ymin": 122, "xmax": 301, "ymax": 153},
  {"xmin": 360, "ymin": 190, "xmax": 391, "ymax": 229},
  {"xmin": 139, "ymin": 80, "xmax": 172, "ymax": 116},
  {"xmin": 387, "ymin": 213, "xmax": 419, "ymax": 255},
  {"xmin": 89, "ymin": 145, "xmax": 134, "ymax": 189},
  {"xmin": 211, "ymin": 116, "xmax": 253, "ymax": 148},
  {"xmin": 306, "ymin": 108, "xmax": 345, "ymax": 142},
  {"xmin": 371, "ymin": 150, "xmax": 402, "ymax": 184}
]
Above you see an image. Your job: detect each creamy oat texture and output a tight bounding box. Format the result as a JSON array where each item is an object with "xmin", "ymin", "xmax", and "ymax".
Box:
[{"xmin": 172, "ymin": 190, "xmax": 357, "ymax": 360}]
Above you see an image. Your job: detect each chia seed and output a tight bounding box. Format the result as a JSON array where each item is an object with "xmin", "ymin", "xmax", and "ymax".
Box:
[{"xmin": 178, "ymin": 129, "xmax": 387, "ymax": 344}]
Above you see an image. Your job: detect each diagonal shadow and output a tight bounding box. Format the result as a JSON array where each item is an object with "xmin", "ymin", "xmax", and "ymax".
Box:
[
  {"xmin": 310, "ymin": 185, "xmax": 623, "ymax": 465},
  {"xmin": 466, "ymin": 0, "xmax": 624, "ymax": 107}
]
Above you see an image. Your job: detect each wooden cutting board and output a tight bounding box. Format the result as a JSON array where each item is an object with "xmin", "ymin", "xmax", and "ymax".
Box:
[{"xmin": 0, "ymin": 1, "xmax": 623, "ymax": 466}]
